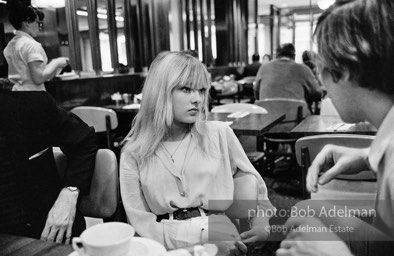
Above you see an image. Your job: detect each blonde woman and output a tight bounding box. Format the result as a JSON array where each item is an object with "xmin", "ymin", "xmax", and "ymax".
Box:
[{"xmin": 120, "ymin": 51, "xmax": 274, "ymax": 253}]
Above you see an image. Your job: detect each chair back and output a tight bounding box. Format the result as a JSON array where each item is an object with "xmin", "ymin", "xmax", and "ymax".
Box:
[
  {"xmin": 255, "ymin": 98, "xmax": 308, "ymax": 123},
  {"xmin": 225, "ymin": 172, "xmax": 258, "ymax": 219},
  {"xmin": 71, "ymin": 106, "xmax": 118, "ymax": 149},
  {"xmin": 54, "ymin": 148, "xmax": 119, "ymax": 219},
  {"xmin": 211, "ymin": 103, "xmax": 267, "ymax": 114},
  {"xmin": 295, "ymin": 134, "xmax": 377, "ymax": 201},
  {"xmin": 71, "ymin": 106, "xmax": 118, "ymax": 132}
]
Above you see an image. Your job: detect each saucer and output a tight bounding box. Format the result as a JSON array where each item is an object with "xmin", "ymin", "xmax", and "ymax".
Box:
[{"xmin": 68, "ymin": 237, "xmax": 166, "ymax": 256}]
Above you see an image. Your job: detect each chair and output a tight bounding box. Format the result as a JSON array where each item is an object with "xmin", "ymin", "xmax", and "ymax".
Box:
[
  {"xmin": 53, "ymin": 148, "xmax": 119, "ymax": 219},
  {"xmin": 295, "ymin": 134, "xmax": 377, "ymax": 204},
  {"xmin": 211, "ymin": 103, "xmax": 267, "ymax": 166},
  {"xmin": 70, "ymin": 106, "xmax": 118, "ymax": 151},
  {"xmin": 255, "ymin": 98, "xmax": 309, "ymax": 184},
  {"xmin": 237, "ymin": 76, "xmax": 256, "ymax": 103}
]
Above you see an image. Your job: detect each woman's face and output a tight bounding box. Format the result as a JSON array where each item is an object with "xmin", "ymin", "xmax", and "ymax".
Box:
[
  {"xmin": 27, "ymin": 19, "xmax": 42, "ymax": 37},
  {"xmin": 172, "ymin": 86, "xmax": 206, "ymax": 125}
]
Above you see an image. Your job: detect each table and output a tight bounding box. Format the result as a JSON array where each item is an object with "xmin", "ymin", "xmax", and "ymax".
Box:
[
  {"xmin": 0, "ymin": 233, "xmax": 73, "ymax": 256},
  {"xmin": 290, "ymin": 115, "xmax": 377, "ymax": 138},
  {"xmin": 208, "ymin": 112, "xmax": 285, "ymax": 137}
]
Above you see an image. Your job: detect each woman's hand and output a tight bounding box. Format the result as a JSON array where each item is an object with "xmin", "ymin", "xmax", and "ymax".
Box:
[
  {"xmin": 40, "ymin": 188, "xmax": 79, "ymax": 244},
  {"xmin": 307, "ymin": 145, "xmax": 370, "ymax": 193}
]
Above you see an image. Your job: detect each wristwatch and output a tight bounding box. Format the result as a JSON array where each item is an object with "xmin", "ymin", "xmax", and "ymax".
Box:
[{"xmin": 66, "ymin": 186, "xmax": 80, "ymax": 193}]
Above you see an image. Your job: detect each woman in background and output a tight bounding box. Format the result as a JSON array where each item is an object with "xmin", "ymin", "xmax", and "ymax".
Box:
[
  {"xmin": 120, "ymin": 51, "xmax": 274, "ymax": 254},
  {"xmin": 3, "ymin": 4, "xmax": 69, "ymax": 91}
]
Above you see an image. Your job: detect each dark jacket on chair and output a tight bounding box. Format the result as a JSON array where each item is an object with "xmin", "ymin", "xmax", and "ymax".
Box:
[{"xmin": 0, "ymin": 90, "xmax": 99, "ymax": 238}]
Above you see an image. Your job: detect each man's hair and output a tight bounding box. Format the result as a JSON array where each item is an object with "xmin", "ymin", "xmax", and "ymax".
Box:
[
  {"xmin": 252, "ymin": 54, "xmax": 260, "ymax": 62},
  {"xmin": 315, "ymin": 0, "xmax": 394, "ymax": 94},
  {"xmin": 8, "ymin": 5, "xmax": 44, "ymax": 30},
  {"xmin": 276, "ymin": 43, "xmax": 295, "ymax": 59}
]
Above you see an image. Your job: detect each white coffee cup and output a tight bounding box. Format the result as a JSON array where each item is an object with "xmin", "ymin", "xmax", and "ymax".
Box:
[{"xmin": 72, "ymin": 222, "xmax": 135, "ymax": 256}]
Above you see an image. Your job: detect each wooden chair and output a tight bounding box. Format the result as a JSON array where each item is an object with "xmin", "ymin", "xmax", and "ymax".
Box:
[
  {"xmin": 54, "ymin": 148, "xmax": 119, "ymax": 219},
  {"xmin": 255, "ymin": 98, "xmax": 309, "ymax": 184},
  {"xmin": 211, "ymin": 103, "xmax": 267, "ymax": 165},
  {"xmin": 70, "ymin": 106, "xmax": 118, "ymax": 151},
  {"xmin": 295, "ymin": 135, "xmax": 377, "ymax": 206}
]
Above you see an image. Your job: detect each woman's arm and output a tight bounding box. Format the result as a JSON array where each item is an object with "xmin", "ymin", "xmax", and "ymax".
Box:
[
  {"xmin": 224, "ymin": 125, "xmax": 274, "ymax": 242},
  {"xmin": 120, "ymin": 151, "xmax": 166, "ymax": 244},
  {"xmin": 29, "ymin": 57, "xmax": 69, "ymax": 85}
]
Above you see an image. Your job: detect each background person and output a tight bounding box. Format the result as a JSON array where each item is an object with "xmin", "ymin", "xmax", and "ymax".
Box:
[
  {"xmin": 262, "ymin": 54, "xmax": 271, "ymax": 64},
  {"xmin": 0, "ymin": 90, "xmax": 99, "ymax": 243},
  {"xmin": 120, "ymin": 51, "xmax": 274, "ymax": 254},
  {"xmin": 3, "ymin": 4, "xmax": 69, "ymax": 91},
  {"xmin": 253, "ymin": 43, "xmax": 324, "ymax": 109},
  {"xmin": 278, "ymin": 0, "xmax": 394, "ymax": 255}
]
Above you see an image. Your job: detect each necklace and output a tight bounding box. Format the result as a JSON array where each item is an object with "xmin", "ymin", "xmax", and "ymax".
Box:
[{"xmin": 162, "ymin": 132, "xmax": 188, "ymax": 163}]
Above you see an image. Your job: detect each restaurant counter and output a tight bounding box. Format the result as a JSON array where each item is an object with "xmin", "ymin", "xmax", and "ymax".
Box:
[{"xmin": 45, "ymin": 72, "xmax": 146, "ymax": 110}]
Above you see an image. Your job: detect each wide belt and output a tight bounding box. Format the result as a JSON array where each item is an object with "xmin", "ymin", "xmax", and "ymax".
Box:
[{"xmin": 156, "ymin": 207, "xmax": 221, "ymax": 222}]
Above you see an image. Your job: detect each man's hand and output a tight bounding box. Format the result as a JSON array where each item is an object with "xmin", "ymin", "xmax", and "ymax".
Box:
[
  {"xmin": 40, "ymin": 187, "xmax": 79, "ymax": 244},
  {"xmin": 307, "ymin": 145, "xmax": 369, "ymax": 193},
  {"xmin": 240, "ymin": 224, "xmax": 269, "ymax": 243},
  {"xmin": 277, "ymin": 217, "xmax": 353, "ymax": 256}
]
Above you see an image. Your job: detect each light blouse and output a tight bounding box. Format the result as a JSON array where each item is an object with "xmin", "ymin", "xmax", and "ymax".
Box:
[{"xmin": 120, "ymin": 121, "xmax": 274, "ymax": 246}]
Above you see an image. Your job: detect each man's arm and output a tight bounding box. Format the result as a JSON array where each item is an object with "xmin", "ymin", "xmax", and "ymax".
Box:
[{"xmin": 41, "ymin": 98, "xmax": 98, "ymax": 243}]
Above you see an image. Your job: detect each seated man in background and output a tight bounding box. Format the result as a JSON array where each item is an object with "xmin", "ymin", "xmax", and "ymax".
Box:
[
  {"xmin": 241, "ymin": 53, "xmax": 261, "ymax": 78},
  {"xmin": 277, "ymin": 0, "xmax": 394, "ymax": 255},
  {"xmin": 0, "ymin": 89, "xmax": 99, "ymax": 244},
  {"xmin": 254, "ymin": 43, "xmax": 324, "ymax": 108}
]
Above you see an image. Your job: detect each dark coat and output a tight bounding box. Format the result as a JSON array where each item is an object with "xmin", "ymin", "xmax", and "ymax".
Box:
[{"xmin": 0, "ymin": 90, "xmax": 98, "ymax": 238}]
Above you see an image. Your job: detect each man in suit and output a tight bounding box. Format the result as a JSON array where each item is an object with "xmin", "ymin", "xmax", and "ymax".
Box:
[{"xmin": 0, "ymin": 89, "xmax": 99, "ymax": 244}]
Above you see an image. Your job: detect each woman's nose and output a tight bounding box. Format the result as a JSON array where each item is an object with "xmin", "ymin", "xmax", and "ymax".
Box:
[{"xmin": 191, "ymin": 90, "xmax": 202, "ymax": 103}]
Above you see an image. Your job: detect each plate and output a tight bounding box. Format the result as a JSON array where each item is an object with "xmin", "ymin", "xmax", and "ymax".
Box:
[{"xmin": 67, "ymin": 237, "xmax": 166, "ymax": 256}]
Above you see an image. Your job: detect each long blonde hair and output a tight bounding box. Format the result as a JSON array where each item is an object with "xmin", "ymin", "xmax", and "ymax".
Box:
[{"xmin": 122, "ymin": 51, "xmax": 211, "ymax": 165}]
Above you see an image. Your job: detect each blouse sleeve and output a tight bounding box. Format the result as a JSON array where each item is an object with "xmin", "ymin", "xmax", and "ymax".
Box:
[
  {"xmin": 120, "ymin": 149, "xmax": 165, "ymax": 244},
  {"xmin": 224, "ymin": 125, "xmax": 276, "ymax": 224}
]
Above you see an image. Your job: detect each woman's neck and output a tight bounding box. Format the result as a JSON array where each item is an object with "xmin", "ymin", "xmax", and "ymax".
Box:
[{"xmin": 167, "ymin": 122, "xmax": 190, "ymax": 141}]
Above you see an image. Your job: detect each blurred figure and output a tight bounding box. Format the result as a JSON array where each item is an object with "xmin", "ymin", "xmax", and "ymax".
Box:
[
  {"xmin": 3, "ymin": 4, "xmax": 69, "ymax": 91},
  {"xmin": 254, "ymin": 43, "xmax": 324, "ymax": 109},
  {"xmin": 277, "ymin": 0, "xmax": 394, "ymax": 255},
  {"xmin": 262, "ymin": 54, "xmax": 272, "ymax": 64},
  {"xmin": 120, "ymin": 51, "xmax": 274, "ymax": 253},
  {"xmin": 302, "ymin": 50, "xmax": 323, "ymax": 87},
  {"xmin": 0, "ymin": 89, "xmax": 99, "ymax": 243},
  {"xmin": 241, "ymin": 53, "xmax": 261, "ymax": 78}
]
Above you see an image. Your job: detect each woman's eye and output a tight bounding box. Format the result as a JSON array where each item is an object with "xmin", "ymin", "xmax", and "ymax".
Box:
[
  {"xmin": 199, "ymin": 88, "xmax": 206, "ymax": 94},
  {"xmin": 182, "ymin": 87, "xmax": 191, "ymax": 93}
]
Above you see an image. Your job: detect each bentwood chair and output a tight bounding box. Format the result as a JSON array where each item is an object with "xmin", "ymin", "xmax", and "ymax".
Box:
[
  {"xmin": 295, "ymin": 134, "xmax": 377, "ymax": 205},
  {"xmin": 255, "ymin": 98, "xmax": 309, "ymax": 187},
  {"xmin": 70, "ymin": 106, "xmax": 118, "ymax": 151},
  {"xmin": 211, "ymin": 103, "xmax": 267, "ymax": 166},
  {"xmin": 54, "ymin": 148, "xmax": 119, "ymax": 220}
]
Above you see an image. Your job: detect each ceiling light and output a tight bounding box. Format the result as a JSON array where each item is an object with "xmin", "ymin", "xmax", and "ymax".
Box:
[{"xmin": 317, "ymin": 0, "xmax": 335, "ymax": 10}]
